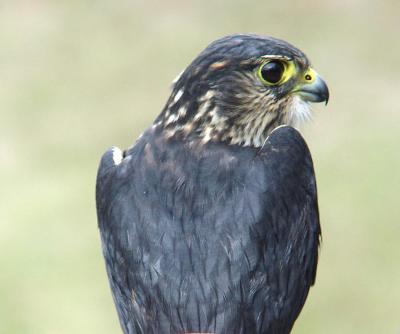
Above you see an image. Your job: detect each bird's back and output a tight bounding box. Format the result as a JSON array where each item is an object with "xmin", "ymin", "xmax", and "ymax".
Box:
[{"xmin": 96, "ymin": 126, "xmax": 320, "ymax": 334}]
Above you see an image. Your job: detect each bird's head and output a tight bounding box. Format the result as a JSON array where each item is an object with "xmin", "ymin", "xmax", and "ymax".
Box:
[{"xmin": 156, "ymin": 34, "xmax": 329, "ymax": 147}]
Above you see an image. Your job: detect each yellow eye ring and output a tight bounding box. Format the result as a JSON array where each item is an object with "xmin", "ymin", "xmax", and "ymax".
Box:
[{"xmin": 257, "ymin": 59, "xmax": 296, "ymax": 86}]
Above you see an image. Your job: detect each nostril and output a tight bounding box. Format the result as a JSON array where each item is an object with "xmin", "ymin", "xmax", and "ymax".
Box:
[{"xmin": 305, "ymin": 74, "xmax": 312, "ymax": 81}]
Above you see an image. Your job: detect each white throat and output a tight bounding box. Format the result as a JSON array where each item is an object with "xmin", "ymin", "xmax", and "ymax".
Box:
[{"xmin": 287, "ymin": 95, "xmax": 312, "ymax": 129}]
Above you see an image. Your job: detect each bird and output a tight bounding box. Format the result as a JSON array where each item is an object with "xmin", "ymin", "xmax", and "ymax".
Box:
[{"xmin": 96, "ymin": 34, "xmax": 329, "ymax": 334}]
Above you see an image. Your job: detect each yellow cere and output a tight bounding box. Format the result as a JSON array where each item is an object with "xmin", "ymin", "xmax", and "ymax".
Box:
[{"xmin": 301, "ymin": 67, "xmax": 317, "ymax": 84}]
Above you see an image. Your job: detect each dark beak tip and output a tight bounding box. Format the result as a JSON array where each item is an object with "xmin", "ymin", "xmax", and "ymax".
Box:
[
  {"xmin": 315, "ymin": 79, "xmax": 329, "ymax": 106},
  {"xmin": 320, "ymin": 78, "xmax": 329, "ymax": 106},
  {"xmin": 324, "ymin": 93, "xmax": 329, "ymax": 105}
]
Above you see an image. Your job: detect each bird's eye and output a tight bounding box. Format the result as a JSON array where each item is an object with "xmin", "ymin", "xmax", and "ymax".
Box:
[{"xmin": 258, "ymin": 60, "xmax": 286, "ymax": 85}]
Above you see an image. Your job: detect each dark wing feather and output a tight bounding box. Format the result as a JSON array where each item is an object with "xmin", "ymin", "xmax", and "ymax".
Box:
[
  {"xmin": 248, "ymin": 126, "xmax": 320, "ymax": 333},
  {"xmin": 96, "ymin": 126, "xmax": 320, "ymax": 334}
]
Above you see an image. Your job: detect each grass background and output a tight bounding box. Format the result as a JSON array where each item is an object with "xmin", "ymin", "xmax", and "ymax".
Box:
[{"xmin": 1, "ymin": 1, "xmax": 400, "ymax": 333}]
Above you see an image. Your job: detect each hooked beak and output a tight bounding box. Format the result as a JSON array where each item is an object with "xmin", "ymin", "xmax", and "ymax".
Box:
[{"xmin": 293, "ymin": 69, "xmax": 329, "ymax": 105}]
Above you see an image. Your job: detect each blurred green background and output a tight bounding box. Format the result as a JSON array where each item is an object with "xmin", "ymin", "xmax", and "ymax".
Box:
[{"xmin": 1, "ymin": 1, "xmax": 399, "ymax": 333}]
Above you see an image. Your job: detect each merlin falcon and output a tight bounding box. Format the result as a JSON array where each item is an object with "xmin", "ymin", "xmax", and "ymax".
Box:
[{"xmin": 96, "ymin": 34, "xmax": 329, "ymax": 334}]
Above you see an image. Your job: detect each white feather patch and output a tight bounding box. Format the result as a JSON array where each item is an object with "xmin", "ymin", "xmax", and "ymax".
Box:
[
  {"xmin": 173, "ymin": 89, "xmax": 184, "ymax": 103},
  {"xmin": 112, "ymin": 147, "xmax": 123, "ymax": 165},
  {"xmin": 288, "ymin": 96, "xmax": 312, "ymax": 128}
]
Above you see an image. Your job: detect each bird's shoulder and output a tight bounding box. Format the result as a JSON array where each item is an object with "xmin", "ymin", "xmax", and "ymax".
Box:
[
  {"xmin": 96, "ymin": 125, "xmax": 317, "ymax": 226},
  {"xmin": 255, "ymin": 125, "xmax": 317, "ymax": 194}
]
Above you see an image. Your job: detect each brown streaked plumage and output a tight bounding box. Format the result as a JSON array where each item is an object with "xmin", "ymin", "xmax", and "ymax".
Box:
[{"xmin": 154, "ymin": 34, "xmax": 328, "ymax": 147}]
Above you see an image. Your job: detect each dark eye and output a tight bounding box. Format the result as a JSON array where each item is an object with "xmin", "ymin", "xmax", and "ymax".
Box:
[{"xmin": 259, "ymin": 60, "xmax": 285, "ymax": 84}]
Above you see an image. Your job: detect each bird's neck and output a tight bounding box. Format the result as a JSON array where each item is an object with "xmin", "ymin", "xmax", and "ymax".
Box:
[{"xmin": 154, "ymin": 88, "xmax": 310, "ymax": 148}]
